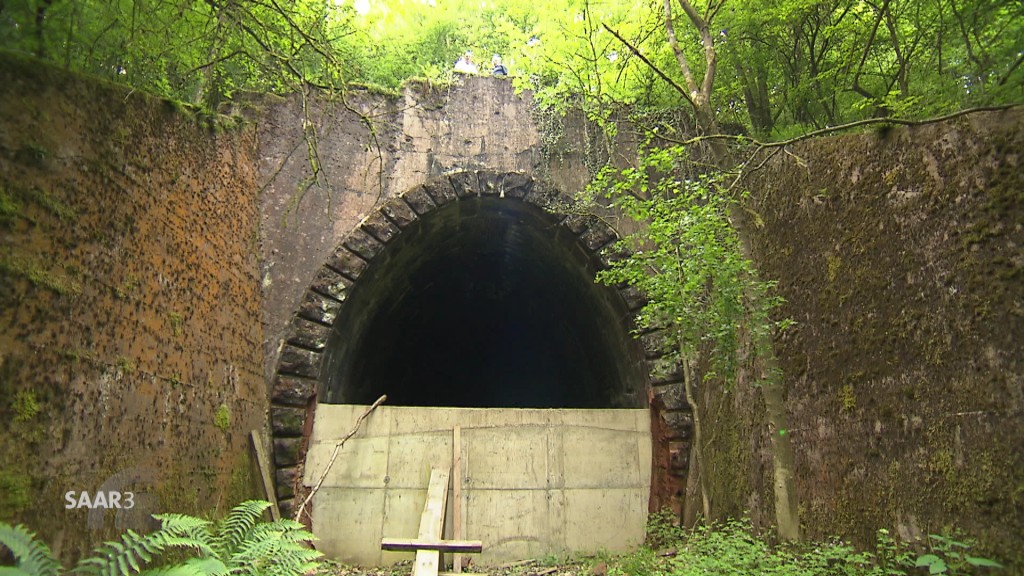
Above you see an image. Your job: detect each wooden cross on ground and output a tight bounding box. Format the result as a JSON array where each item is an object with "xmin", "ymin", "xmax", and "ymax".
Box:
[{"xmin": 381, "ymin": 442, "xmax": 484, "ymax": 576}]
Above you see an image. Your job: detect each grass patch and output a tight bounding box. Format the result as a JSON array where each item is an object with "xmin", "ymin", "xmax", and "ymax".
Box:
[{"xmin": 0, "ymin": 254, "xmax": 82, "ymax": 295}]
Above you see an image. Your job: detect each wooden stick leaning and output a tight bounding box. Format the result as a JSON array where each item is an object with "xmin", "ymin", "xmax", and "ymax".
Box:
[{"xmin": 294, "ymin": 394, "xmax": 388, "ymax": 521}]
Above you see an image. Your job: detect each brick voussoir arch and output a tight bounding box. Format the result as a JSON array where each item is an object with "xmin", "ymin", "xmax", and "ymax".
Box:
[{"xmin": 268, "ymin": 169, "xmax": 692, "ymax": 520}]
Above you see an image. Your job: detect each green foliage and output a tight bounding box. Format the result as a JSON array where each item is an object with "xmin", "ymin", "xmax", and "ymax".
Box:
[
  {"xmin": 213, "ymin": 405, "xmax": 231, "ymax": 431},
  {"xmin": 0, "ymin": 471, "xmax": 33, "ymax": 516},
  {"xmin": 0, "ymin": 524, "xmax": 61, "ymax": 576},
  {"xmin": 624, "ymin": 518, "xmax": 1009, "ymax": 576},
  {"xmin": 0, "ymin": 186, "xmax": 21, "ymax": 223},
  {"xmin": 591, "ymin": 145, "xmax": 785, "ymax": 383},
  {"xmin": 11, "ymin": 391, "xmax": 40, "ymax": 423},
  {"xmin": 913, "ymin": 533, "xmax": 1004, "ymax": 575},
  {"xmin": 0, "ymin": 500, "xmax": 322, "ymax": 576},
  {"xmin": 0, "ymin": 256, "xmax": 82, "ymax": 296},
  {"xmin": 4, "ymin": 0, "xmax": 1019, "ymax": 133},
  {"xmin": 645, "ymin": 507, "xmax": 686, "ymax": 550}
]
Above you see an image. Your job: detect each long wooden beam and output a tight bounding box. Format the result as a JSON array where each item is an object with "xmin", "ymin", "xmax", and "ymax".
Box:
[{"xmin": 381, "ymin": 538, "xmax": 483, "ymax": 553}]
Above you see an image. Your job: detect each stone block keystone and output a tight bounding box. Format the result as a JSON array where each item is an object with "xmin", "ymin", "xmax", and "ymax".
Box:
[
  {"xmin": 343, "ymin": 228, "xmax": 385, "ymax": 260},
  {"xmin": 448, "ymin": 171, "xmax": 479, "ymax": 197},
  {"xmin": 381, "ymin": 197, "xmax": 419, "ymax": 228},
  {"xmin": 273, "ymin": 437, "xmax": 303, "ymax": 467},
  {"xmin": 271, "ymin": 406, "xmax": 307, "ymax": 437},
  {"xmin": 404, "ymin": 184, "xmax": 438, "ymax": 214},
  {"xmin": 425, "ymin": 178, "xmax": 458, "ymax": 205},
  {"xmin": 286, "ymin": 317, "xmax": 331, "ymax": 352},
  {"xmin": 271, "ymin": 375, "xmax": 317, "ymax": 407},
  {"xmin": 478, "ymin": 171, "xmax": 502, "ymax": 196},
  {"xmin": 503, "ymin": 173, "xmax": 533, "ymax": 198},
  {"xmin": 326, "ymin": 247, "xmax": 367, "ymax": 280},
  {"xmin": 298, "ymin": 291, "xmax": 342, "ymax": 326},
  {"xmin": 310, "ymin": 266, "xmax": 352, "ymax": 303},
  {"xmin": 278, "ymin": 344, "xmax": 322, "ymax": 379},
  {"xmin": 361, "ymin": 211, "xmax": 400, "ymax": 244}
]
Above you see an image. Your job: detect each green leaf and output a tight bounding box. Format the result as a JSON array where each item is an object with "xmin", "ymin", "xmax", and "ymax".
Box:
[
  {"xmin": 916, "ymin": 554, "xmax": 947, "ymax": 574},
  {"xmin": 965, "ymin": 555, "xmax": 1004, "ymax": 568}
]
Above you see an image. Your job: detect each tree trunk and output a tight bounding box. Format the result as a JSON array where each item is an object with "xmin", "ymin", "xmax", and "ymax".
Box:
[{"xmin": 681, "ymin": 357, "xmax": 711, "ymax": 525}]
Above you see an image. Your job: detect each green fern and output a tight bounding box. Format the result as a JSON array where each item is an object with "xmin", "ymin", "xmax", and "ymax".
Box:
[
  {"xmin": 207, "ymin": 500, "xmax": 269, "ymax": 558},
  {"xmin": 2, "ymin": 501, "xmax": 320, "ymax": 576},
  {"xmin": 0, "ymin": 524, "xmax": 61, "ymax": 576}
]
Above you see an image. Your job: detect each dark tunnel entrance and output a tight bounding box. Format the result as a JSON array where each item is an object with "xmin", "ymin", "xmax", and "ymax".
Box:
[{"xmin": 321, "ymin": 196, "xmax": 648, "ymax": 408}]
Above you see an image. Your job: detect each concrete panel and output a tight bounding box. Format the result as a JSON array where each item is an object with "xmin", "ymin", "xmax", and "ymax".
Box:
[
  {"xmin": 562, "ymin": 488, "xmax": 647, "ymax": 551},
  {"xmin": 312, "ymin": 487, "xmax": 385, "ymax": 564},
  {"xmin": 305, "ymin": 406, "xmax": 651, "ymax": 565},
  {"xmin": 560, "ymin": 427, "xmax": 644, "ymax": 488},
  {"xmin": 464, "ymin": 489, "xmax": 555, "ymax": 561},
  {"xmin": 306, "ymin": 436, "xmax": 390, "ymax": 488},
  {"xmin": 462, "ymin": 426, "xmax": 550, "ymax": 489}
]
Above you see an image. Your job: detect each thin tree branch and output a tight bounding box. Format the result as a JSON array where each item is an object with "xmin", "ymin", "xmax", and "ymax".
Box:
[
  {"xmin": 603, "ymin": 23, "xmax": 697, "ymax": 109},
  {"xmin": 295, "ymin": 394, "xmax": 387, "ymax": 524}
]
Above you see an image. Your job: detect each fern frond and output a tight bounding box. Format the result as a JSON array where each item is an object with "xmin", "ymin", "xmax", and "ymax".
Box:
[
  {"xmin": 179, "ymin": 558, "xmax": 226, "ymax": 576},
  {"xmin": 73, "ymin": 525, "xmax": 210, "ymax": 576},
  {"xmin": 149, "ymin": 517, "xmax": 212, "ymax": 540},
  {"xmin": 228, "ymin": 527, "xmax": 321, "ymax": 576},
  {"xmin": 0, "ymin": 567, "xmax": 38, "ymax": 576},
  {"xmin": 210, "ymin": 501, "xmax": 270, "ymax": 558},
  {"xmin": 0, "ymin": 523, "xmax": 62, "ymax": 576},
  {"xmin": 136, "ymin": 565, "xmax": 206, "ymax": 576}
]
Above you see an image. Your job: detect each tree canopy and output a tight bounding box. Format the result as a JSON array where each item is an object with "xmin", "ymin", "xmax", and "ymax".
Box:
[{"xmin": 1, "ymin": 0, "xmax": 1019, "ymax": 133}]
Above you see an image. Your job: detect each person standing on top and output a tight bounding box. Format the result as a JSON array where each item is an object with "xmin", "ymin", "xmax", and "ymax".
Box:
[
  {"xmin": 454, "ymin": 51, "xmax": 479, "ymax": 74},
  {"xmin": 491, "ymin": 55, "xmax": 508, "ymax": 76}
]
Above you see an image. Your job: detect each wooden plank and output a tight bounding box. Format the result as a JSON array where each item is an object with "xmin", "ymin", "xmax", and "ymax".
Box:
[
  {"xmin": 413, "ymin": 466, "xmax": 451, "ymax": 576},
  {"xmin": 381, "ymin": 538, "xmax": 483, "ymax": 553},
  {"xmin": 249, "ymin": 430, "xmax": 281, "ymax": 520},
  {"xmin": 452, "ymin": 425, "xmax": 463, "ymax": 573}
]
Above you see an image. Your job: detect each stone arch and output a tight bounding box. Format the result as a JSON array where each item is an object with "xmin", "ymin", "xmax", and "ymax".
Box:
[{"xmin": 267, "ymin": 170, "xmax": 692, "ymax": 518}]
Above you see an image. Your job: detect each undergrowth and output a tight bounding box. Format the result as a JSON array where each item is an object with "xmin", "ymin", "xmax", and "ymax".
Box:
[{"xmin": 629, "ymin": 511, "xmax": 1004, "ymax": 576}]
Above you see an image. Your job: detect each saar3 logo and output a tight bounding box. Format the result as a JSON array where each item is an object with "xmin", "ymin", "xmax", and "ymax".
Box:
[
  {"xmin": 67, "ymin": 467, "xmax": 158, "ymax": 530},
  {"xmin": 65, "ymin": 490, "xmax": 135, "ymax": 509}
]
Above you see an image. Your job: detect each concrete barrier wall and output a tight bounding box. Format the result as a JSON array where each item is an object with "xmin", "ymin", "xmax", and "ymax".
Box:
[{"xmin": 306, "ymin": 405, "xmax": 652, "ymax": 565}]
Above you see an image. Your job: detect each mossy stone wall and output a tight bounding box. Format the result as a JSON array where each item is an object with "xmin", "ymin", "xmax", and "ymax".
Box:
[
  {"xmin": 0, "ymin": 53, "xmax": 265, "ymax": 561},
  {"xmin": 729, "ymin": 109, "xmax": 1023, "ymax": 566}
]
